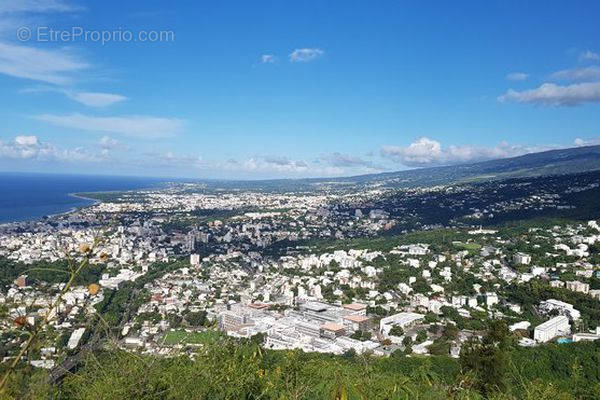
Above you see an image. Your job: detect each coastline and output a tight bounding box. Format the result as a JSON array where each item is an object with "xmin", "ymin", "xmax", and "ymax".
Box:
[
  {"xmin": 52, "ymin": 192, "xmax": 103, "ymax": 218},
  {"xmin": 0, "ymin": 175, "xmax": 166, "ymax": 225},
  {"xmin": 25, "ymin": 190, "xmax": 114, "ymax": 222},
  {"xmin": 69, "ymin": 192, "xmax": 102, "ymax": 206},
  {"xmin": 0, "ymin": 194, "xmax": 99, "ymax": 226}
]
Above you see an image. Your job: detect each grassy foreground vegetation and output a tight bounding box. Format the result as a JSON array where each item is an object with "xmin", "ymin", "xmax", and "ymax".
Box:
[{"xmin": 3, "ymin": 327, "xmax": 600, "ymax": 400}]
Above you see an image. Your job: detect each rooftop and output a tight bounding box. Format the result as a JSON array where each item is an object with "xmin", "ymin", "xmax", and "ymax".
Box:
[
  {"xmin": 343, "ymin": 315, "xmax": 370, "ymax": 323},
  {"xmin": 320, "ymin": 322, "xmax": 345, "ymax": 332},
  {"xmin": 343, "ymin": 303, "xmax": 367, "ymax": 311}
]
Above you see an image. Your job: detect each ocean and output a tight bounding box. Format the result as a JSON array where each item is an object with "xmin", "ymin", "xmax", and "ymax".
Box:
[{"xmin": 0, "ymin": 173, "xmax": 166, "ymax": 224}]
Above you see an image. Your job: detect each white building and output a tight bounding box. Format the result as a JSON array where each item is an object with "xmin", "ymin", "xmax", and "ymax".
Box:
[
  {"xmin": 509, "ymin": 321, "xmax": 531, "ymax": 332},
  {"xmin": 534, "ymin": 316, "xmax": 570, "ymax": 342},
  {"xmin": 565, "ymin": 280, "xmax": 589, "ymax": 294},
  {"xmin": 572, "ymin": 332, "xmax": 600, "ymax": 342},
  {"xmin": 67, "ymin": 327, "xmax": 86, "ymax": 349},
  {"xmin": 513, "ymin": 252, "xmax": 531, "ymax": 265},
  {"xmin": 485, "ymin": 293, "xmax": 499, "ymax": 307},
  {"xmin": 539, "ymin": 299, "xmax": 581, "ymax": 321},
  {"xmin": 190, "ymin": 253, "xmax": 201, "ymax": 266},
  {"xmin": 379, "ymin": 312, "xmax": 424, "ymax": 335}
]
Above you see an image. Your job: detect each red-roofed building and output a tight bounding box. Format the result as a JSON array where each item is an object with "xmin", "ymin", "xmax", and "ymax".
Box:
[
  {"xmin": 151, "ymin": 293, "xmax": 163, "ymax": 303},
  {"xmin": 15, "ymin": 275, "xmax": 29, "ymax": 288},
  {"xmin": 248, "ymin": 303, "xmax": 270, "ymax": 310},
  {"xmin": 342, "ymin": 303, "xmax": 367, "ymax": 316},
  {"xmin": 343, "ymin": 314, "xmax": 371, "ymax": 332},
  {"xmin": 320, "ymin": 322, "xmax": 346, "ymax": 339}
]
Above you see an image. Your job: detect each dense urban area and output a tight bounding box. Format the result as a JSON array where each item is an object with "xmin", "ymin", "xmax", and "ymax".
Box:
[{"xmin": 2, "ymin": 167, "xmax": 600, "ymax": 399}]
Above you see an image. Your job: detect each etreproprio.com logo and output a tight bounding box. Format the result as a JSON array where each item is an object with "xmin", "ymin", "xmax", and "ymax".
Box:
[{"xmin": 17, "ymin": 26, "xmax": 175, "ymax": 45}]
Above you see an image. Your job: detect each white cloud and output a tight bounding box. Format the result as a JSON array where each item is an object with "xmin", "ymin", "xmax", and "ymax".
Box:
[
  {"xmin": 0, "ymin": 135, "xmax": 45, "ymax": 159},
  {"xmin": 506, "ymin": 72, "xmax": 529, "ymax": 81},
  {"xmin": 236, "ymin": 156, "xmax": 354, "ymax": 177},
  {"xmin": 551, "ymin": 66, "xmax": 600, "ymax": 81},
  {"xmin": 14, "ymin": 135, "xmax": 39, "ymax": 146},
  {"xmin": 0, "ymin": 1, "xmax": 87, "ymax": 84},
  {"xmin": 136, "ymin": 152, "xmax": 383, "ymax": 177},
  {"xmin": 498, "ymin": 82, "xmax": 600, "ymax": 106},
  {"xmin": 381, "ymin": 138, "xmax": 442, "ymax": 166},
  {"xmin": 0, "ymin": 134, "xmax": 105, "ymax": 162},
  {"xmin": 289, "ymin": 48, "xmax": 323, "ymax": 63},
  {"xmin": 0, "ymin": 42, "xmax": 88, "ymax": 84},
  {"xmin": 0, "ymin": 16, "xmax": 26, "ymax": 37},
  {"xmin": 579, "ymin": 50, "xmax": 600, "ymax": 62},
  {"xmin": 34, "ymin": 113, "xmax": 184, "ymax": 139},
  {"xmin": 98, "ymin": 136, "xmax": 119, "ymax": 150},
  {"xmin": 381, "ymin": 137, "xmax": 537, "ymax": 167},
  {"xmin": 21, "ymin": 87, "xmax": 128, "ymax": 107},
  {"xmin": 135, "ymin": 152, "xmax": 370, "ymax": 177},
  {"xmin": 67, "ymin": 92, "xmax": 128, "ymax": 107},
  {"xmin": 574, "ymin": 137, "xmax": 600, "ymax": 147},
  {"xmin": 261, "ymin": 54, "xmax": 276, "ymax": 64}
]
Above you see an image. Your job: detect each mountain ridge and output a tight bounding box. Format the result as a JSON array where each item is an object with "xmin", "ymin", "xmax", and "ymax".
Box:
[
  {"xmin": 317, "ymin": 144, "xmax": 600, "ymax": 188},
  {"xmin": 199, "ymin": 145, "xmax": 600, "ymax": 191}
]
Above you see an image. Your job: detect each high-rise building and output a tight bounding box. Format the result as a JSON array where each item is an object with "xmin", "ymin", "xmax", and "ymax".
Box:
[{"xmin": 190, "ymin": 253, "xmax": 201, "ymax": 266}]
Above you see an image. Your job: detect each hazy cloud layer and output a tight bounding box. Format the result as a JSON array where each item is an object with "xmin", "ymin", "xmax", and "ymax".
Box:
[
  {"xmin": 21, "ymin": 87, "xmax": 128, "ymax": 107},
  {"xmin": 317, "ymin": 152, "xmax": 376, "ymax": 169},
  {"xmin": 245, "ymin": 156, "xmax": 309, "ymax": 173},
  {"xmin": 34, "ymin": 113, "xmax": 184, "ymax": 139},
  {"xmin": 579, "ymin": 50, "xmax": 599, "ymax": 62},
  {"xmin": 143, "ymin": 151, "xmax": 206, "ymax": 169},
  {"xmin": 67, "ymin": 92, "xmax": 128, "ymax": 107},
  {"xmin": 0, "ymin": 2, "xmax": 84, "ymax": 82},
  {"xmin": 498, "ymin": 82, "xmax": 600, "ymax": 106},
  {"xmin": 0, "ymin": 42, "xmax": 88, "ymax": 85},
  {"xmin": 574, "ymin": 137, "xmax": 600, "ymax": 147},
  {"xmin": 98, "ymin": 136, "xmax": 131, "ymax": 153},
  {"xmin": 551, "ymin": 66, "xmax": 600, "ymax": 81},
  {"xmin": 381, "ymin": 137, "xmax": 536, "ymax": 167},
  {"xmin": 506, "ymin": 72, "xmax": 529, "ymax": 81}
]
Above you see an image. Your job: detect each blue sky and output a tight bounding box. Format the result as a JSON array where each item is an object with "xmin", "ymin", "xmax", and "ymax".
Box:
[{"xmin": 0, "ymin": 0, "xmax": 599, "ymax": 178}]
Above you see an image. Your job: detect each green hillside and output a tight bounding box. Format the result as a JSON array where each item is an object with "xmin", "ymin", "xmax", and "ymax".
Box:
[{"xmin": 3, "ymin": 326, "xmax": 600, "ymax": 400}]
